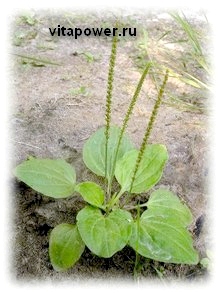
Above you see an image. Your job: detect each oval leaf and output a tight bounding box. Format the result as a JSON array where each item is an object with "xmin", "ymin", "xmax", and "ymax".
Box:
[
  {"xmin": 83, "ymin": 126, "xmax": 134, "ymax": 180},
  {"xmin": 49, "ymin": 223, "xmax": 85, "ymax": 271},
  {"xmin": 115, "ymin": 144, "xmax": 168, "ymax": 194},
  {"xmin": 129, "ymin": 189, "xmax": 199, "ymax": 264},
  {"xmin": 75, "ymin": 182, "xmax": 105, "ymax": 208},
  {"xmin": 77, "ymin": 206, "xmax": 133, "ymax": 258},
  {"xmin": 147, "ymin": 189, "xmax": 193, "ymax": 226},
  {"xmin": 14, "ymin": 158, "xmax": 76, "ymax": 198}
]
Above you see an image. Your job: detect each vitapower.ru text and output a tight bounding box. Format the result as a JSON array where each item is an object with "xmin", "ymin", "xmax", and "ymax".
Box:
[{"xmin": 49, "ymin": 25, "xmax": 137, "ymax": 39}]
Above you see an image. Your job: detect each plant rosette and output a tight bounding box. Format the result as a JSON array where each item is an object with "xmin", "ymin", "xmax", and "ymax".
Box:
[
  {"xmin": 14, "ymin": 126, "xmax": 199, "ymax": 271},
  {"xmin": 14, "ymin": 33, "xmax": 199, "ymax": 273}
]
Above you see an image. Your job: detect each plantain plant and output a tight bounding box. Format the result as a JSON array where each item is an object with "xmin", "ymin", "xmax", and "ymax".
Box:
[{"xmin": 14, "ymin": 32, "xmax": 199, "ymax": 273}]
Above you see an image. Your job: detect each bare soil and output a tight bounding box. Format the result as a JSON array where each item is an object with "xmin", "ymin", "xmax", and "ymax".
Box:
[{"xmin": 9, "ymin": 10, "xmax": 210, "ymax": 283}]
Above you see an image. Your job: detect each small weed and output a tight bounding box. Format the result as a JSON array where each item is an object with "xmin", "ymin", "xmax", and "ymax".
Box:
[
  {"xmin": 19, "ymin": 13, "xmax": 38, "ymax": 26},
  {"xmin": 12, "ymin": 30, "xmax": 37, "ymax": 46},
  {"xmin": 13, "ymin": 32, "xmax": 26, "ymax": 46},
  {"xmin": 69, "ymin": 86, "xmax": 88, "ymax": 96},
  {"xmin": 81, "ymin": 52, "xmax": 96, "ymax": 63}
]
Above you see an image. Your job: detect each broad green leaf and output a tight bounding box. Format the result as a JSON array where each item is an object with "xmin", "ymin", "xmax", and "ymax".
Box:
[
  {"xmin": 77, "ymin": 206, "xmax": 133, "ymax": 258},
  {"xmin": 147, "ymin": 189, "xmax": 193, "ymax": 226},
  {"xmin": 75, "ymin": 181, "xmax": 105, "ymax": 208},
  {"xmin": 115, "ymin": 145, "xmax": 168, "ymax": 194},
  {"xmin": 49, "ymin": 223, "xmax": 85, "ymax": 271},
  {"xmin": 14, "ymin": 158, "xmax": 76, "ymax": 198},
  {"xmin": 83, "ymin": 126, "xmax": 134, "ymax": 180},
  {"xmin": 129, "ymin": 189, "xmax": 199, "ymax": 264}
]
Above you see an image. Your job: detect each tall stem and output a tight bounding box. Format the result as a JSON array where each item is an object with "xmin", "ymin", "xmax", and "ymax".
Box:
[
  {"xmin": 105, "ymin": 31, "xmax": 118, "ymax": 200},
  {"xmin": 108, "ymin": 62, "xmax": 151, "ymax": 199},
  {"xmin": 129, "ymin": 69, "xmax": 169, "ymax": 194}
]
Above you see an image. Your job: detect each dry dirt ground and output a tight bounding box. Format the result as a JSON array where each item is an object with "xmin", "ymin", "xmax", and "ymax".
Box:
[{"xmin": 9, "ymin": 10, "xmax": 210, "ymax": 284}]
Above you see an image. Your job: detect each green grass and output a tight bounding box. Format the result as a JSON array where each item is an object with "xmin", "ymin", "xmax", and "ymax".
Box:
[
  {"xmin": 134, "ymin": 12, "xmax": 210, "ymax": 113},
  {"xmin": 13, "ymin": 53, "xmax": 62, "ymax": 66},
  {"xmin": 69, "ymin": 86, "xmax": 89, "ymax": 96},
  {"xmin": 18, "ymin": 13, "xmax": 38, "ymax": 26}
]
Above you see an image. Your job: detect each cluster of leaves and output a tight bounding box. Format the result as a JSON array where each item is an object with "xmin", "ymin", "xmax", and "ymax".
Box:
[
  {"xmin": 14, "ymin": 33, "xmax": 199, "ymax": 273},
  {"xmin": 14, "ymin": 127, "xmax": 198, "ymax": 271}
]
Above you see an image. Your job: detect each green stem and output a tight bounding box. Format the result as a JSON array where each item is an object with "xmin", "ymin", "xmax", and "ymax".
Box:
[
  {"xmin": 106, "ymin": 189, "xmax": 125, "ymax": 211},
  {"xmin": 133, "ymin": 202, "xmax": 141, "ymax": 282},
  {"xmin": 123, "ymin": 202, "xmax": 148, "ymax": 210},
  {"xmin": 104, "ymin": 29, "xmax": 118, "ymax": 200},
  {"xmin": 134, "ymin": 251, "xmax": 141, "ymax": 282}
]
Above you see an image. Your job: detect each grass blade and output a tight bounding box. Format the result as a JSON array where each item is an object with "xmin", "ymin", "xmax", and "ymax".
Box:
[{"xmin": 12, "ymin": 53, "xmax": 62, "ymax": 66}]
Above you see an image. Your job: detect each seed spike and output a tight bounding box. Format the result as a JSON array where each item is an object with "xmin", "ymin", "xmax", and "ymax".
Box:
[
  {"xmin": 129, "ymin": 69, "xmax": 169, "ymax": 193},
  {"xmin": 109, "ymin": 62, "xmax": 152, "ymax": 190},
  {"xmin": 104, "ymin": 26, "xmax": 118, "ymax": 194}
]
